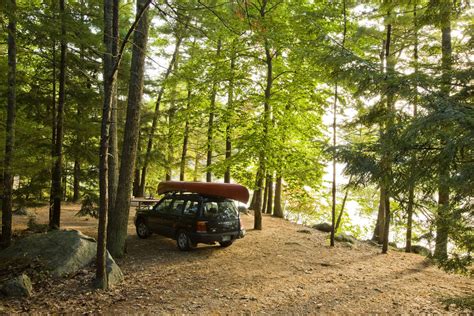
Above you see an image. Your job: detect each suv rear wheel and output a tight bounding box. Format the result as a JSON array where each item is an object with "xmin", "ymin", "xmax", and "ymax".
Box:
[
  {"xmin": 176, "ymin": 230, "xmax": 196, "ymax": 251},
  {"xmin": 136, "ymin": 219, "xmax": 150, "ymax": 239}
]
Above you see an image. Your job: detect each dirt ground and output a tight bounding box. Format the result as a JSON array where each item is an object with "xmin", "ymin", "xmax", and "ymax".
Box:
[{"xmin": 1, "ymin": 203, "xmax": 473, "ymax": 314}]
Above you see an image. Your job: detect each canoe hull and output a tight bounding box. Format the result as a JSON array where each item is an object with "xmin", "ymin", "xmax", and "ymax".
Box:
[{"xmin": 157, "ymin": 181, "xmax": 250, "ymax": 204}]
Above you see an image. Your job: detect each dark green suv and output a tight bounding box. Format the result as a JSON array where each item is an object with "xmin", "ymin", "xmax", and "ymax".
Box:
[{"xmin": 134, "ymin": 193, "xmax": 245, "ymax": 250}]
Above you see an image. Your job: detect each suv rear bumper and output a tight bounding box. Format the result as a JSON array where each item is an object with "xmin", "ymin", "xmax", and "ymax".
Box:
[{"xmin": 190, "ymin": 231, "xmax": 241, "ymax": 244}]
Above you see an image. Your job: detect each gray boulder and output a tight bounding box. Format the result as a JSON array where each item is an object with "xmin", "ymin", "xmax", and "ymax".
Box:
[
  {"xmin": 312, "ymin": 223, "xmax": 332, "ymax": 233},
  {"xmin": 106, "ymin": 253, "xmax": 124, "ymax": 286},
  {"xmin": 13, "ymin": 207, "xmax": 33, "ymax": 216},
  {"xmin": 411, "ymin": 245, "xmax": 431, "ymax": 257},
  {"xmin": 0, "ymin": 230, "xmax": 96, "ymax": 277},
  {"xmin": 334, "ymin": 233, "xmax": 357, "ymax": 244},
  {"xmin": 0, "ymin": 274, "xmax": 32, "ymax": 297},
  {"xmin": 0, "ymin": 230, "xmax": 123, "ymax": 286}
]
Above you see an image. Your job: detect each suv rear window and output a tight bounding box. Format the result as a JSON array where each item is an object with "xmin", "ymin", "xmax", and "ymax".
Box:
[{"xmin": 202, "ymin": 200, "xmax": 238, "ymax": 220}]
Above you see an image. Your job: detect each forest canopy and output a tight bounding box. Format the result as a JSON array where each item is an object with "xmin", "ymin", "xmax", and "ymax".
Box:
[{"xmin": 0, "ymin": 0, "xmax": 472, "ymax": 287}]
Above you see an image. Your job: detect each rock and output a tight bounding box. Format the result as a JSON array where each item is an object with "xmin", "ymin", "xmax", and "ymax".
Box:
[
  {"xmin": 13, "ymin": 207, "xmax": 33, "ymax": 216},
  {"xmin": 312, "ymin": 223, "xmax": 332, "ymax": 233},
  {"xmin": 106, "ymin": 253, "xmax": 124, "ymax": 286},
  {"xmin": 335, "ymin": 233, "xmax": 357, "ymax": 244},
  {"xmin": 0, "ymin": 229, "xmax": 123, "ymax": 285},
  {"xmin": 0, "ymin": 274, "xmax": 33, "ymax": 297},
  {"xmin": 410, "ymin": 245, "xmax": 431, "ymax": 257},
  {"xmin": 389, "ymin": 241, "xmax": 398, "ymax": 248},
  {"xmin": 0, "ymin": 230, "xmax": 96, "ymax": 277}
]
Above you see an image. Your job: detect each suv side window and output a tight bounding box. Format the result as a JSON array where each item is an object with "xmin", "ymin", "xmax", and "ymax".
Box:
[
  {"xmin": 172, "ymin": 198, "xmax": 186, "ymax": 216},
  {"xmin": 154, "ymin": 198, "xmax": 173, "ymax": 214},
  {"xmin": 183, "ymin": 200, "xmax": 199, "ymax": 217}
]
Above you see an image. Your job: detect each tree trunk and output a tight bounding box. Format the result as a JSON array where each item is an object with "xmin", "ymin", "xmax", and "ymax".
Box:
[
  {"xmin": 108, "ymin": 0, "xmax": 120, "ymax": 209},
  {"xmin": 381, "ymin": 18, "xmax": 394, "ymax": 254},
  {"xmin": 331, "ymin": 0, "xmax": 346, "ymax": 247},
  {"xmin": 405, "ymin": 185, "xmax": 414, "ymax": 252},
  {"xmin": 253, "ymin": 166, "xmax": 264, "ymax": 230},
  {"xmin": 140, "ymin": 35, "xmax": 183, "ymax": 193},
  {"xmin": 180, "ymin": 83, "xmax": 191, "ymax": 181},
  {"xmin": 372, "ymin": 187, "xmax": 386, "ymax": 243},
  {"xmin": 273, "ymin": 175, "xmax": 283, "ymax": 218},
  {"xmin": 50, "ymin": 0, "xmax": 67, "ymax": 229},
  {"xmin": 193, "ymin": 151, "xmax": 200, "ymax": 182},
  {"xmin": 266, "ymin": 173, "xmax": 273, "ymax": 215},
  {"xmin": 96, "ymin": 0, "xmax": 116, "ymax": 289},
  {"xmin": 330, "ymin": 83, "xmax": 338, "ymax": 247},
  {"xmin": 206, "ymin": 39, "xmax": 222, "ymax": 183},
  {"xmin": 381, "ymin": 193, "xmax": 391, "ymax": 254},
  {"xmin": 434, "ymin": 0, "xmax": 452, "ymax": 261},
  {"xmin": 262, "ymin": 174, "xmax": 268, "ymax": 214},
  {"xmin": 1, "ymin": 0, "xmax": 17, "ymax": 249},
  {"xmin": 224, "ymin": 46, "xmax": 235, "ymax": 184},
  {"xmin": 335, "ymin": 175, "xmax": 352, "ymax": 232},
  {"xmin": 133, "ymin": 165, "xmax": 140, "ymax": 197},
  {"xmin": 107, "ymin": 0, "xmax": 149, "ymax": 259},
  {"xmin": 166, "ymin": 85, "xmax": 178, "ymax": 181},
  {"xmin": 406, "ymin": 2, "xmax": 418, "ymax": 253},
  {"xmin": 73, "ymin": 159, "xmax": 80, "ymax": 202}
]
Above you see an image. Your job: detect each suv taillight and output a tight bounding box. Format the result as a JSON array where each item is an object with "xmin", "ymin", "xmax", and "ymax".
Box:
[{"xmin": 196, "ymin": 221, "xmax": 207, "ymax": 233}]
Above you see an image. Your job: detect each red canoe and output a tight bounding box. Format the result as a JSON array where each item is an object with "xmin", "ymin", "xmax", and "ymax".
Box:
[{"xmin": 157, "ymin": 181, "xmax": 250, "ymax": 204}]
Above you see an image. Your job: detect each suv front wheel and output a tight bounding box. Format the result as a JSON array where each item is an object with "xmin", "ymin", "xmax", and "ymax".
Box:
[{"xmin": 176, "ymin": 230, "xmax": 196, "ymax": 251}]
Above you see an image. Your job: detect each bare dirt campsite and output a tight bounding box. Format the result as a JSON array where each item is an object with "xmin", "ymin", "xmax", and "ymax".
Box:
[{"xmin": 1, "ymin": 204, "xmax": 472, "ymax": 314}]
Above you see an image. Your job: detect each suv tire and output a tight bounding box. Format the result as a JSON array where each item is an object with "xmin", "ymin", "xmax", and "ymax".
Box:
[
  {"xmin": 177, "ymin": 230, "xmax": 195, "ymax": 251},
  {"xmin": 136, "ymin": 219, "xmax": 150, "ymax": 239}
]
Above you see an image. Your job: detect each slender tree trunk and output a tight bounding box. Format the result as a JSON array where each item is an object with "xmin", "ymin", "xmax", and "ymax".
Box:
[
  {"xmin": 434, "ymin": 0, "xmax": 452, "ymax": 261},
  {"xmin": 372, "ymin": 37, "xmax": 387, "ymax": 242},
  {"xmin": 133, "ymin": 165, "xmax": 140, "ymax": 196},
  {"xmin": 108, "ymin": 0, "xmax": 120, "ymax": 209},
  {"xmin": 262, "ymin": 174, "xmax": 268, "ymax": 214},
  {"xmin": 335, "ymin": 174, "xmax": 352, "ymax": 232},
  {"xmin": 73, "ymin": 160, "xmax": 80, "ymax": 202},
  {"xmin": 224, "ymin": 47, "xmax": 235, "ymax": 184},
  {"xmin": 96, "ymin": 0, "xmax": 115, "ymax": 289},
  {"xmin": 140, "ymin": 35, "xmax": 183, "ymax": 193},
  {"xmin": 381, "ymin": 18, "xmax": 394, "ymax": 254},
  {"xmin": 50, "ymin": 0, "xmax": 67, "ymax": 229},
  {"xmin": 331, "ymin": 0, "xmax": 346, "ymax": 247},
  {"xmin": 1, "ymin": 0, "xmax": 17, "ymax": 249},
  {"xmin": 193, "ymin": 151, "xmax": 199, "ymax": 182},
  {"xmin": 180, "ymin": 83, "xmax": 191, "ymax": 181},
  {"xmin": 266, "ymin": 173, "xmax": 273, "ymax": 215},
  {"xmin": 273, "ymin": 175, "xmax": 283, "ymax": 218},
  {"xmin": 405, "ymin": 185, "xmax": 414, "ymax": 252},
  {"xmin": 406, "ymin": 2, "xmax": 419, "ymax": 253},
  {"xmin": 373, "ymin": 187, "xmax": 386, "ymax": 243},
  {"xmin": 107, "ymin": 0, "xmax": 149, "ymax": 259},
  {"xmin": 254, "ymin": 0, "xmax": 273, "ymax": 228},
  {"xmin": 253, "ymin": 167, "xmax": 264, "ymax": 230},
  {"xmin": 166, "ymin": 83, "xmax": 178, "ymax": 181},
  {"xmin": 330, "ymin": 84, "xmax": 338, "ymax": 247},
  {"xmin": 206, "ymin": 39, "xmax": 222, "ymax": 183}
]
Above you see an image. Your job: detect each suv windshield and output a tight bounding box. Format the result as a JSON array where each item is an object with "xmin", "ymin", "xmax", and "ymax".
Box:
[{"xmin": 202, "ymin": 199, "xmax": 238, "ymax": 221}]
